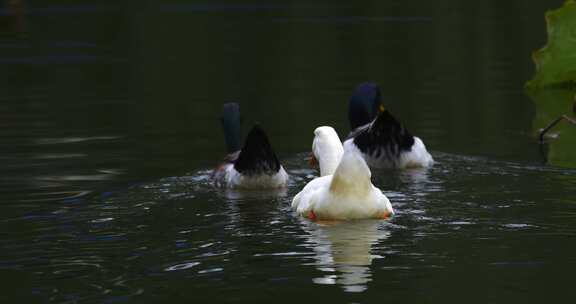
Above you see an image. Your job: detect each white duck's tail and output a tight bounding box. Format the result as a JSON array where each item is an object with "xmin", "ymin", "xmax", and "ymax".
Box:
[{"xmin": 329, "ymin": 143, "xmax": 372, "ymax": 195}]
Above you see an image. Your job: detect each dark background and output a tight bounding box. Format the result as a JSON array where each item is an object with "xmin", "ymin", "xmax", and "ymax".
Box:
[{"xmin": 1, "ymin": 1, "xmax": 560, "ymax": 188}]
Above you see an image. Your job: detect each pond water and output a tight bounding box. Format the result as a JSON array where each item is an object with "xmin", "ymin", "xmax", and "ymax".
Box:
[{"xmin": 1, "ymin": 1, "xmax": 575, "ymax": 303}]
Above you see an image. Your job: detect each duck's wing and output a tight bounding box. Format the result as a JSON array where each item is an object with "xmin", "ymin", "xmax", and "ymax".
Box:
[
  {"xmin": 346, "ymin": 123, "xmax": 370, "ymax": 140},
  {"xmin": 292, "ymin": 175, "xmax": 332, "ymax": 213},
  {"xmin": 372, "ymin": 186, "xmax": 394, "ymax": 216},
  {"xmin": 223, "ymin": 151, "xmax": 240, "ymax": 163}
]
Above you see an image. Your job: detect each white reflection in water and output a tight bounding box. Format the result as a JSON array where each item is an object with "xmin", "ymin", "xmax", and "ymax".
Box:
[
  {"xmin": 398, "ymin": 166, "xmax": 443, "ymax": 195},
  {"xmin": 164, "ymin": 262, "xmax": 200, "ymax": 272},
  {"xmin": 301, "ymin": 219, "xmax": 391, "ymax": 293},
  {"xmin": 219, "ymin": 188, "xmax": 288, "ymax": 201},
  {"xmin": 34, "ymin": 136, "xmax": 121, "ymax": 145},
  {"xmin": 32, "ymin": 153, "xmax": 87, "ymax": 159},
  {"xmin": 221, "ymin": 188, "xmax": 289, "ymax": 238}
]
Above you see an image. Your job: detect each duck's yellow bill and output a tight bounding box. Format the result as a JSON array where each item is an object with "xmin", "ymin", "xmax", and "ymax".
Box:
[{"xmin": 379, "ymin": 104, "xmax": 385, "ymax": 113}]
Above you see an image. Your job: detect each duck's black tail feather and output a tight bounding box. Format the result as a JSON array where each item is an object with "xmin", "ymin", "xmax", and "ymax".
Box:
[
  {"xmin": 353, "ymin": 110, "xmax": 415, "ymax": 159},
  {"xmin": 221, "ymin": 102, "xmax": 242, "ymax": 153},
  {"xmin": 234, "ymin": 125, "xmax": 281, "ymax": 175}
]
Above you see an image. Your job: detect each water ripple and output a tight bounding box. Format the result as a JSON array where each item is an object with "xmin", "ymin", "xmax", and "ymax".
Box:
[{"xmin": 164, "ymin": 262, "xmax": 201, "ymax": 272}]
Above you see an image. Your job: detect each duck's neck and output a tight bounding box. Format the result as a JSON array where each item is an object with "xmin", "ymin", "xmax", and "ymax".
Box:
[
  {"xmin": 318, "ymin": 149, "xmax": 342, "ymax": 177},
  {"xmin": 313, "ymin": 133, "xmax": 344, "ymax": 177}
]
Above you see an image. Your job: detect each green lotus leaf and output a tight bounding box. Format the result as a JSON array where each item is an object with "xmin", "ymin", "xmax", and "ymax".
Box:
[{"xmin": 527, "ymin": 0, "xmax": 576, "ymax": 89}]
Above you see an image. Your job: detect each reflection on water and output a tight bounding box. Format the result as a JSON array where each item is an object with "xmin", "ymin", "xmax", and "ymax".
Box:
[
  {"xmin": 1, "ymin": 150, "xmax": 576, "ymax": 302},
  {"xmin": 302, "ymin": 219, "xmax": 390, "ymax": 292},
  {"xmin": 33, "ymin": 136, "xmax": 122, "ymax": 145},
  {"xmin": 218, "ymin": 188, "xmax": 289, "ymax": 201}
]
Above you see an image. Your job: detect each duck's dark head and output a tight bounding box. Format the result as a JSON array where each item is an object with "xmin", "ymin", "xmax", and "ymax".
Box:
[
  {"xmin": 234, "ymin": 125, "xmax": 281, "ymax": 175},
  {"xmin": 348, "ymin": 82, "xmax": 384, "ymax": 130},
  {"xmin": 221, "ymin": 102, "xmax": 242, "ymax": 153}
]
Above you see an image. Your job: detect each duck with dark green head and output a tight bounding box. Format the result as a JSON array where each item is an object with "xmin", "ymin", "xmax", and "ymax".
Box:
[
  {"xmin": 347, "ymin": 82, "xmax": 434, "ymax": 168},
  {"xmin": 213, "ymin": 102, "xmax": 289, "ymax": 189}
]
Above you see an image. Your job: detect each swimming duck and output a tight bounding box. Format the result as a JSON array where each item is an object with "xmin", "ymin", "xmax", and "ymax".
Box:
[
  {"xmin": 311, "ymin": 126, "xmax": 344, "ymax": 176},
  {"xmin": 348, "ymin": 82, "xmax": 434, "ymax": 168},
  {"xmin": 292, "ymin": 126, "xmax": 393, "ymax": 221},
  {"xmin": 213, "ymin": 102, "xmax": 289, "ymax": 189}
]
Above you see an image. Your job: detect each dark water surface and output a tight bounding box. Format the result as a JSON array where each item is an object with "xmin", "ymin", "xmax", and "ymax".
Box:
[{"xmin": 1, "ymin": 1, "xmax": 575, "ymax": 303}]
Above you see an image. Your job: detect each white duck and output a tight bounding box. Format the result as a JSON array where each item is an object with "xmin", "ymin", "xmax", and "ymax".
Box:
[
  {"xmin": 348, "ymin": 82, "xmax": 434, "ymax": 168},
  {"xmin": 292, "ymin": 126, "xmax": 394, "ymax": 220}
]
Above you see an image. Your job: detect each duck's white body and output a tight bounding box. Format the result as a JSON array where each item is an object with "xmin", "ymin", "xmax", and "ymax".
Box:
[
  {"xmin": 213, "ymin": 111, "xmax": 289, "ymax": 190},
  {"xmin": 399, "ymin": 137, "xmax": 433, "ymax": 168},
  {"xmin": 347, "ymin": 82, "xmax": 433, "ymax": 169},
  {"xmin": 352, "ymin": 136, "xmax": 433, "ymax": 169},
  {"xmin": 292, "ymin": 128, "xmax": 393, "ymax": 220},
  {"xmin": 215, "ymin": 162, "xmax": 289, "ymax": 189},
  {"xmin": 348, "ymin": 113, "xmax": 434, "ymax": 169}
]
